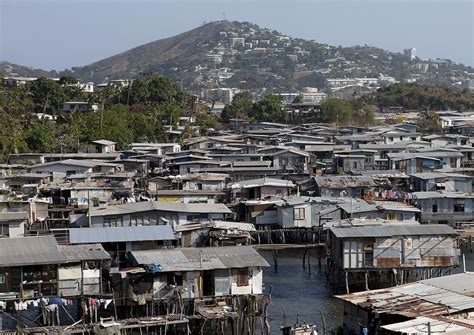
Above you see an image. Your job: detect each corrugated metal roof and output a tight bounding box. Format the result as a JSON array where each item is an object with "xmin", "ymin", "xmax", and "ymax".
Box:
[
  {"xmin": 382, "ymin": 316, "xmax": 474, "ymax": 333},
  {"xmin": 330, "ymin": 224, "xmax": 457, "ymax": 238},
  {"xmin": 337, "ymin": 272, "xmax": 474, "ymax": 318},
  {"xmin": 130, "ymin": 246, "xmax": 270, "ymax": 271},
  {"xmin": 69, "ymin": 226, "xmax": 176, "ymax": 244},
  {"xmin": 90, "ymin": 201, "xmax": 232, "ymax": 216},
  {"xmin": 314, "ymin": 175, "xmax": 376, "ymax": 188},
  {"xmin": 237, "ymin": 177, "xmax": 295, "ymax": 189},
  {"xmin": 57, "ymin": 244, "xmax": 111, "ymax": 261},
  {"xmin": 0, "ymin": 236, "xmax": 110, "ymax": 267}
]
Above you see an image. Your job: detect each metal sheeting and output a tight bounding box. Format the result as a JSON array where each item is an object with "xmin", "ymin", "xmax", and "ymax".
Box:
[
  {"xmin": 337, "ymin": 272, "xmax": 474, "ymax": 318},
  {"xmin": 57, "ymin": 244, "xmax": 111, "ymax": 261},
  {"xmin": 237, "ymin": 178, "xmax": 295, "ymax": 189},
  {"xmin": 330, "ymin": 224, "xmax": 457, "ymax": 238},
  {"xmin": 130, "ymin": 246, "xmax": 270, "ymax": 272},
  {"xmin": 0, "ymin": 236, "xmax": 65, "ymax": 267},
  {"xmin": 90, "ymin": 201, "xmax": 232, "ymax": 216},
  {"xmin": 69, "ymin": 226, "xmax": 176, "ymax": 244},
  {"xmin": 0, "ymin": 236, "xmax": 110, "ymax": 267},
  {"xmin": 382, "ymin": 316, "xmax": 474, "ymax": 334},
  {"xmin": 314, "ymin": 175, "xmax": 376, "ymax": 188}
]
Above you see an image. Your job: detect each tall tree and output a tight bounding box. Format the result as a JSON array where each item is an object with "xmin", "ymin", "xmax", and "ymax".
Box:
[
  {"xmin": 416, "ymin": 111, "xmax": 442, "ymax": 134},
  {"xmin": 320, "ymin": 98, "xmax": 352, "ymax": 124},
  {"xmin": 221, "ymin": 91, "xmax": 253, "ymax": 123},
  {"xmin": 249, "ymin": 94, "xmax": 286, "ymax": 123}
]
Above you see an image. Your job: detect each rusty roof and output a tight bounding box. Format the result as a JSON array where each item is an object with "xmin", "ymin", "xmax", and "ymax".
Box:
[{"xmin": 337, "ymin": 272, "xmax": 474, "ymax": 318}]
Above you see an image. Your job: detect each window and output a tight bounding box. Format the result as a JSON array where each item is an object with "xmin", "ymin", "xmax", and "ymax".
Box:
[
  {"xmin": 454, "ymin": 202, "xmax": 465, "ymax": 212},
  {"xmin": 235, "ymin": 269, "xmax": 249, "ymax": 287},
  {"xmin": 104, "ymin": 216, "xmax": 123, "ymax": 227},
  {"xmin": 353, "ymin": 162, "xmax": 358, "ymax": 169},
  {"xmin": 0, "ymin": 273, "xmax": 5, "ymax": 284},
  {"xmin": 0, "ymin": 224, "xmax": 9, "ymax": 238},
  {"xmin": 294, "ymin": 208, "xmax": 305, "ymax": 220},
  {"xmin": 387, "ymin": 213, "xmax": 397, "ymax": 220},
  {"xmin": 167, "ymin": 272, "xmax": 183, "ymax": 286},
  {"xmin": 187, "ymin": 215, "xmax": 200, "ymax": 223},
  {"xmin": 432, "ymin": 204, "xmax": 438, "ymax": 213}
]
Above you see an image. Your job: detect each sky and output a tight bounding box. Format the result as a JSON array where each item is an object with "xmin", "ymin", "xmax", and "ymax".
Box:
[{"xmin": 1, "ymin": 0, "xmax": 473, "ymax": 71}]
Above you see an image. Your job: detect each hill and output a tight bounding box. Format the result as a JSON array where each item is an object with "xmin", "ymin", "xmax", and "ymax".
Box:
[
  {"xmin": 0, "ymin": 61, "xmax": 58, "ymax": 78},
  {"xmin": 2, "ymin": 21, "xmax": 473, "ymax": 92},
  {"xmin": 63, "ymin": 21, "xmax": 236, "ymax": 84}
]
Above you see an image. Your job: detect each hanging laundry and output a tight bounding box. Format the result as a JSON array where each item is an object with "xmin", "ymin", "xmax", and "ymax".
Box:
[
  {"xmin": 137, "ymin": 294, "xmax": 146, "ymax": 306},
  {"xmin": 104, "ymin": 299, "xmax": 113, "ymax": 309}
]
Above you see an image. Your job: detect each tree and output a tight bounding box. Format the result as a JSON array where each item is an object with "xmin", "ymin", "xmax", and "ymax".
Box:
[
  {"xmin": 249, "ymin": 94, "xmax": 286, "ymax": 123},
  {"xmin": 320, "ymin": 98, "xmax": 352, "ymax": 124},
  {"xmin": 29, "ymin": 77, "xmax": 64, "ymax": 113},
  {"xmin": 416, "ymin": 111, "xmax": 442, "ymax": 134},
  {"xmin": 24, "ymin": 119, "xmax": 59, "ymax": 152},
  {"xmin": 292, "ymin": 95, "xmax": 304, "ymax": 103},
  {"xmin": 195, "ymin": 114, "xmax": 218, "ymax": 135},
  {"xmin": 221, "ymin": 91, "xmax": 253, "ymax": 123}
]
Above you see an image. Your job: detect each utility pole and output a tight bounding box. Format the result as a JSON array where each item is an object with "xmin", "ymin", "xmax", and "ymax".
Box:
[{"xmin": 427, "ymin": 322, "xmax": 431, "ymax": 335}]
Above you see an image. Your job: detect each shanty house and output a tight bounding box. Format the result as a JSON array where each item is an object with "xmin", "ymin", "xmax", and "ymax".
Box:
[
  {"xmin": 230, "ymin": 177, "xmax": 295, "ymax": 201},
  {"xmin": 76, "ymin": 201, "xmax": 232, "ymax": 229},
  {"xmin": 80, "ymin": 139, "xmax": 117, "ymax": 154},
  {"xmin": 412, "ymin": 191, "xmax": 474, "ymax": 224},
  {"xmin": 327, "ymin": 224, "xmax": 459, "ymax": 272},
  {"xmin": 313, "ymin": 175, "xmax": 376, "ymax": 198},
  {"xmin": 0, "ymin": 236, "xmax": 110, "ymax": 300},
  {"xmin": 338, "ymin": 200, "xmax": 420, "ymax": 221},
  {"xmin": 127, "ymin": 246, "xmax": 269, "ymax": 299}
]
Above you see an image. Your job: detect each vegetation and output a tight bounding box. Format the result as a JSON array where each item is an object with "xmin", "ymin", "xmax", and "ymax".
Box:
[
  {"xmin": 416, "ymin": 111, "xmax": 442, "ymax": 134},
  {"xmin": 365, "ymin": 83, "xmax": 474, "ymax": 111},
  {"xmin": 221, "ymin": 92, "xmax": 285, "ymax": 123},
  {"xmin": 320, "ymin": 98, "xmax": 375, "ymax": 126},
  {"xmin": 221, "ymin": 92, "xmax": 253, "ymax": 123},
  {"xmin": 0, "ymin": 75, "xmax": 190, "ymax": 157}
]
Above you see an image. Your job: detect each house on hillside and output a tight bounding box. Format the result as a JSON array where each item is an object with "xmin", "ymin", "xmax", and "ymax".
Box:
[{"xmin": 80, "ymin": 139, "xmax": 117, "ymax": 154}]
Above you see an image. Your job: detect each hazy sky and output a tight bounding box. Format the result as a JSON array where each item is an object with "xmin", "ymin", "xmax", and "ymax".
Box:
[{"xmin": 1, "ymin": 0, "xmax": 473, "ymax": 71}]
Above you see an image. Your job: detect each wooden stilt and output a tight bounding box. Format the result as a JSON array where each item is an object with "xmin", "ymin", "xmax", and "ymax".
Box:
[
  {"xmin": 345, "ymin": 271, "xmax": 349, "ymax": 294},
  {"xmin": 365, "ymin": 272, "xmax": 369, "ymax": 291}
]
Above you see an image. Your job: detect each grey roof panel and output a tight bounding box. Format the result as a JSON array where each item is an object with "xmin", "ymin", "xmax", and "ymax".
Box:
[
  {"xmin": 0, "ymin": 236, "xmax": 110, "ymax": 267},
  {"xmin": 90, "ymin": 201, "xmax": 232, "ymax": 216},
  {"xmin": 69, "ymin": 226, "xmax": 176, "ymax": 244},
  {"xmin": 130, "ymin": 246, "xmax": 270, "ymax": 271},
  {"xmin": 330, "ymin": 224, "xmax": 457, "ymax": 238}
]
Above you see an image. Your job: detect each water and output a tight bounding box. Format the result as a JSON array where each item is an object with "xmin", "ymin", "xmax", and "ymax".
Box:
[
  {"xmin": 260, "ymin": 250, "xmax": 343, "ymax": 334},
  {"xmin": 259, "ymin": 248, "xmax": 474, "ymax": 335}
]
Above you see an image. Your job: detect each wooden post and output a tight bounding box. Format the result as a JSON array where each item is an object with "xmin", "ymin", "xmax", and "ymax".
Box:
[
  {"xmin": 345, "ymin": 271, "xmax": 349, "ymax": 294},
  {"xmin": 303, "ymin": 249, "xmax": 307, "ymax": 269},
  {"xmin": 307, "ymin": 251, "xmax": 311, "ymax": 274},
  {"xmin": 365, "ymin": 272, "xmax": 369, "ymax": 291},
  {"xmin": 272, "ymin": 250, "xmax": 278, "ymax": 271}
]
